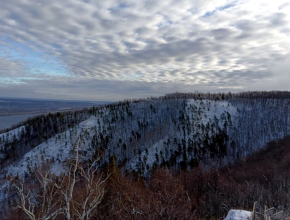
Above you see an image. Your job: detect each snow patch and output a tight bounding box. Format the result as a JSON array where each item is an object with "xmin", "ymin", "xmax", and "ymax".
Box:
[{"xmin": 224, "ymin": 209, "xmax": 251, "ymax": 220}]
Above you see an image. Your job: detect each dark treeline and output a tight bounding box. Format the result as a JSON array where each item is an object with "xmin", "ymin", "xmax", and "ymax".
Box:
[{"xmin": 164, "ymin": 90, "xmax": 290, "ymax": 100}]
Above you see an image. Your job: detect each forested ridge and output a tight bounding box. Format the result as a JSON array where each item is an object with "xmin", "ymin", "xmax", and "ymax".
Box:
[
  {"xmin": 1, "ymin": 91, "xmax": 290, "ymax": 219},
  {"xmin": 0, "ymin": 109, "xmax": 90, "ymax": 170}
]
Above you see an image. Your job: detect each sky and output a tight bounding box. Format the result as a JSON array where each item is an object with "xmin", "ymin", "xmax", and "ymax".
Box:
[{"xmin": 0, "ymin": 0, "xmax": 290, "ymax": 101}]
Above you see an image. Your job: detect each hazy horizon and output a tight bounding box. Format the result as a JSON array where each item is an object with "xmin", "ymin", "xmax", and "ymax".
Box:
[{"xmin": 0, "ymin": 96, "xmax": 111, "ymax": 102}]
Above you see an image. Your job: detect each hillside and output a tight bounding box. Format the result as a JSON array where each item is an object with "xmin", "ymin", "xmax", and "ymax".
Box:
[
  {"xmin": 2, "ymin": 92, "xmax": 290, "ymax": 176},
  {"xmin": 1, "ymin": 91, "xmax": 290, "ymax": 219}
]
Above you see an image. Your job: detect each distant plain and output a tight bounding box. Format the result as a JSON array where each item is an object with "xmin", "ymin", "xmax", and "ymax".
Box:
[{"xmin": 0, "ymin": 97, "xmax": 110, "ymax": 131}]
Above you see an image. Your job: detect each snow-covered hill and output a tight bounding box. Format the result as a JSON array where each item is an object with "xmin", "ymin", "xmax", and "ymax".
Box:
[
  {"xmin": 1, "ymin": 97, "xmax": 290, "ymax": 178},
  {"xmin": 0, "ymin": 99, "xmax": 229, "ymax": 177},
  {"xmin": 1, "ymin": 93, "xmax": 290, "ymax": 218}
]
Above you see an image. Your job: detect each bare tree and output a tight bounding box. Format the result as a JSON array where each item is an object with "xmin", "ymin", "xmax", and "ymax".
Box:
[
  {"xmin": 10, "ymin": 137, "xmax": 109, "ymax": 220},
  {"xmin": 72, "ymin": 160, "xmax": 109, "ymax": 220},
  {"xmin": 56, "ymin": 138, "xmax": 110, "ymax": 220}
]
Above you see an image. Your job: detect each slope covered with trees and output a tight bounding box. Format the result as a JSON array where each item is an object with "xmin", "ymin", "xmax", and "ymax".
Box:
[
  {"xmin": 1, "ymin": 91, "xmax": 290, "ymax": 219},
  {"xmin": 2, "ymin": 91, "xmax": 290, "ymax": 176},
  {"xmin": 0, "ymin": 109, "xmax": 91, "ymax": 170}
]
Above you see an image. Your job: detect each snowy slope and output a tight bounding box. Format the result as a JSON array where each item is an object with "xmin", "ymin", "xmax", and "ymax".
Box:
[
  {"xmin": 0, "ymin": 116, "xmax": 102, "ymax": 207},
  {"xmin": 0, "ymin": 126, "xmax": 26, "ymax": 148},
  {"xmin": 2, "ymin": 116, "xmax": 100, "ymax": 178},
  {"xmin": 2, "ymin": 97, "xmax": 290, "ymax": 178},
  {"xmin": 127, "ymin": 99, "xmax": 238, "ymax": 174},
  {"xmin": 1, "ymin": 99, "xmax": 237, "ymax": 178},
  {"xmin": 187, "ymin": 99, "xmax": 238, "ymax": 125}
]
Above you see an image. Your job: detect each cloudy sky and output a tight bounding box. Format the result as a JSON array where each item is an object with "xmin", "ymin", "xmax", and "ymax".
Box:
[{"xmin": 0, "ymin": 0, "xmax": 290, "ymax": 101}]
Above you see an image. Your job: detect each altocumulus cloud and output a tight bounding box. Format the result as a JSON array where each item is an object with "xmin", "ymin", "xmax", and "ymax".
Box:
[{"xmin": 0, "ymin": 0, "xmax": 290, "ymax": 100}]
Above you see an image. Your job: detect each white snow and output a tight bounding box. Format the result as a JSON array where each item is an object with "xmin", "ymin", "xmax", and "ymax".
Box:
[
  {"xmin": 224, "ymin": 209, "xmax": 251, "ymax": 220},
  {"xmin": 0, "ymin": 125, "xmax": 26, "ymax": 149},
  {"xmin": 187, "ymin": 99, "xmax": 238, "ymax": 126},
  {"xmin": 2, "ymin": 116, "xmax": 101, "ymax": 178}
]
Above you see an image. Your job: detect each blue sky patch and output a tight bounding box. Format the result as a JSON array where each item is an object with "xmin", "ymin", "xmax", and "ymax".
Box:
[
  {"xmin": 0, "ymin": 37, "xmax": 69, "ymax": 77},
  {"xmin": 108, "ymin": 3, "xmax": 128, "ymax": 12},
  {"xmin": 202, "ymin": 3, "xmax": 236, "ymax": 18}
]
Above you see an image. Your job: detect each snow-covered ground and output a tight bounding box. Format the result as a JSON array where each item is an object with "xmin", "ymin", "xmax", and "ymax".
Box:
[
  {"xmin": 2, "ymin": 98, "xmax": 289, "ymax": 180},
  {"xmin": 127, "ymin": 99, "xmax": 239, "ymax": 175},
  {"xmin": 187, "ymin": 99, "xmax": 238, "ymax": 126},
  {"xmin": 0, "ymin": 125, "xmax": 26, "ymax": 149},
  {"xmin": 224, "ymin": 210, "xmax": 251, "ymax": 220},
  {"xmin": 2, "ymin": 116, "xmax": 101, "ymax": 178}
]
